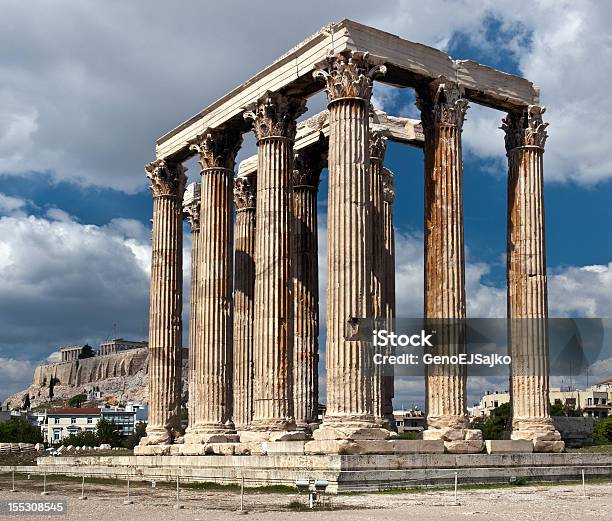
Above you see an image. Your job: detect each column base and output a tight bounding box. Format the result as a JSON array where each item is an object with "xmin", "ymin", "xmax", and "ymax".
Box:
[
  {"xmin": 314, "ymin": 415, "xmax": 396, "ymax": 441},
  {"xmin": 138, "ymin": 428, "xmax": 172, "ymax": 447},
  {"xmin": 423, "ymin": 417, "xmax": 484, "ymax": 453},
  {"xmin": 511, "ymin": 418, "xmax": 564, "ymax": 452},
  {"xmin": 239, "ymin": 417, "xmax": 304, "ymax": 441}
]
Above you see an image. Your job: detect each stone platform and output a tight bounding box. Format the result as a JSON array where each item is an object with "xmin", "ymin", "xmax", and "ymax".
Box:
[{"xmin": 31, "ymin": 452, "xmax": 612, "ymax": 493}]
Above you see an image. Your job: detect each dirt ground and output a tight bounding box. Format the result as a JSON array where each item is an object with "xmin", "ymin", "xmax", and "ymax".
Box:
[{"xmin": 0, "ymin": 474, "xmax": 610, "ymax": 521}]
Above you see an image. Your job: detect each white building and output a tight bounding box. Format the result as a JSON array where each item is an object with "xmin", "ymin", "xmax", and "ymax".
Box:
[
  {"xmin": 41, "ymin": 407, "xmax": 100, "ymax": 444},
  {"xmin": 98, "ymin": 338, "xmax": 147, "ymax": 356}
]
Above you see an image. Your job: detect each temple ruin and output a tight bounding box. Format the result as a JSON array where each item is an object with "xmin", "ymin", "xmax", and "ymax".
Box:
[{"xmin": 136, "ymin": 19, "xmax": 563, "ymax": 456}]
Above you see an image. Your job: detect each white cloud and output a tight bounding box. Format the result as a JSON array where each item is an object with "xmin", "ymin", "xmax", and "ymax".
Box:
[
  {"xmin": 0, "ymin": 357, "xmax": 38, "ymax": 404},
  {"xmin": 0, "ymin": 193, "xmax": 27, "ymax": 216},
  {"xmin": 549, "ymin": 263, "xmax": 612, "ymax": 317}
]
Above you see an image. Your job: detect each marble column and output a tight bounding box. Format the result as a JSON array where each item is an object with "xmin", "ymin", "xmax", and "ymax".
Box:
[
  {"xmin": 183, "ymin": 183, "xmax": 201, "ymax": 436},
  {"xmin": 243, "ymin": 91, "xmax": 306, "ymax": 439},
  {"xmin": 369, "ymin": 130, "xmax": 387, "ymax": 423},
  {"xmin": 312, "ymin": 50, "xmax": 392, "ymax": 444},
  {"xmin": 140, "ymin": 159, "xmax": 187, "ymax": 447},
  {"xmin": 382, "ymin": 166, "xmax": 396, "ymax": 429},
  {"xmin": 416, "ymin": 78, "xmax": 483, "ymax": 452},
  {"xmin": 184, "ymin": 128, "xmax": 242, "ymax": 444},
  {"xmin": 292, "ymin": 146, "xmax": 324, "ymax": 431},
  {"xmin": 233, "ymin": 172, "xmax": 257, "ymax": 430},
  {"xmin": 502, "ymin": 106, "xmax": 563, "ymax": 452}
]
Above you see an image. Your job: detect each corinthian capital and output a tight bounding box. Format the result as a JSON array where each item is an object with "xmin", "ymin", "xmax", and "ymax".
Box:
[
  {"xmin": 183, "ymin": 182, "xmax": 201, "ymax": 231},
  {"xmin": 416, "ymin": 77, "xmax": 469, "ymax": 130},
  {"xmin": 293, "ymin": 137, "xmax": 326, "ymax": 189},
  {"xmin": 313, "ymin": 50, "xmax": 386, "ymax": 102},
  {"xmin": 501, "ymin": 105, "xmax": 549, "ymax": 151},
  {"xmin": 244, "ymin": 91, "xmax": 307, "ymax": 142},
  {"xmin": 233, "ymin": 173, "xmax": 256, "ymax": 211},
  {"xmin": 382, "ymin": 167, "xmax": 396, "ymax": 204},
  {"xmin": 369, "ymin": 130, "xmax": 387, "ymax": 161},
  {"xmin": 145, "ymin": 159, "xmax": 187, "ymax": 198},
  {"xmin": 188, "ymin": 127, "xmax": 242, "ymax": 171}
]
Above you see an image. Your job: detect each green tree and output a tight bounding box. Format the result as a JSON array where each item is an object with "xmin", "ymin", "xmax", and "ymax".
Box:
[
  {"xmin": 123, "ymin": 422, "xmax": 147, "ymax": 449},
  {"xmin": 0, "ymin": 417, "xmax": 43, "ymax": 444},
  {"xmin": 78, "ymin": 345, "xmax": 95, "ymax": 359},
  {"xmin": 471, "ymin": 402, "xmax": 511, "ymax": 440},
  {"xmin": 592, "ymin": 417, "xmax": 612, "ymax": 445},
  {"xmin": 96, "ymin": 418, "xmax": 120, "ymax": 446},
  {"xmin": 48, "ymin": 377, "xmax": 60, "ymax": 400},
  {"xmin": 68, "ymin": 393, "xmax": 87, "ymax": 408},
  {"xmin": 61, "ymin": 430, "xmax": 98, "ymax": 448}
]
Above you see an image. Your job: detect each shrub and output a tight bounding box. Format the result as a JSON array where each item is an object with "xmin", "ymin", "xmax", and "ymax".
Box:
[
  {"xmin": 592, "ymin": 417, "xmax": 612, "ymax": 445},
  {"xmin": 471, "ymin": 402, "xmax": 511, "ymax": 440},
  {"xmin": 0, "ymin": 417, "xmax": 43, "ymax": 444},
  {"xmin": 61, "ymin": 430, "xmax": 98, "ymax": 448}
]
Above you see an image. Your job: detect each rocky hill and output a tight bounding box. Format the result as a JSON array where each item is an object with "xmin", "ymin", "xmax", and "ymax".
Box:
[{"xmin": 3, "ymin": 348, "xmax": 188, "ymax": 409}]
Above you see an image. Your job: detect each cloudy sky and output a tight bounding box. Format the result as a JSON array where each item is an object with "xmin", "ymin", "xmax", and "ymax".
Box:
[{"xmin": 1, "ymin": 0, "xmax": 612, "ymax": 407}]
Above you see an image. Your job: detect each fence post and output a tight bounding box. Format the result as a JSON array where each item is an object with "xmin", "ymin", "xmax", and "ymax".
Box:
[
  {"xmin": 123, "ymin": 475, "xmax": 133, "ymax": 505},
  {"xmin": 78, "ymin": 475, "xmax": 87, "ymax": 500},
  {"xmin": 582, "ymin": 468, "xmax": 587, "ymax": 498},
  {"xmin": 173, "ymin": 475, "xmax": 183, "ymax": 510},
  {"xmin": 454, "ymin": 472, "xmax": 458, "ymax": 504},
  {"xmin": 10, "ymin": 470, "xmax": 16, "ymax": 493},
  {"xmin": 41, "ymin": 473, "xmax": 49, "ymax": 496}
]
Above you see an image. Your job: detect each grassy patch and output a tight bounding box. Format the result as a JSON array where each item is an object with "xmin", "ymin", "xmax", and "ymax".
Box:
[
  {"xmin": 567, "ymin": 444, "xmax": 612, "ymax": 453},
  {"xmin": 186, "ymin": 481, "xmax": 295, "ymax": 494},
  {"xmin": 287, "ymin": 499, "xmax": 309, "ymax": 511}
]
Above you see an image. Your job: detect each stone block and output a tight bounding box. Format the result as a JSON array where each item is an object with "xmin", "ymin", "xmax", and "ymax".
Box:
[
  {"xmin": 269, "ymin": 431, "xmax": 306, "ymax": 442},
  {"xmin": 533, "ymin": 440, "xmax": 565, "ymax": 453},
  {"xmin": 390, "ymin": 440, "xmax": 444, "ymax": 454},
  {"xmin": 238, "ymin": 431, "xmax": 271, "ymax": 443},
  {"xmin": 485, "ymin": 440, "xmax": 533, "ymax": 454},
  {"xmin": 304, "ymin": 439, "xmax": 354, "ymax": 454},
  {"xmin": 312, "ymin": 426, "xmax": 392, "ymax": 441},
  {"xmin": 133, "ymin": 445, "xmax": 171, "ymax": 456},
  {"xmin": 444, "ymin": 440, "xmax": 484, "ymax": 454},
  {"xmin": 262, "ymin": 441, "xmax": 306, "ymax": 454}
]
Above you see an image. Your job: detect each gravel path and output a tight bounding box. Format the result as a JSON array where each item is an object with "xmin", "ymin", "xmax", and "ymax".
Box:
[{"xmin": 0, "ymin": 474, "xmax": 610, "ymax": 520}]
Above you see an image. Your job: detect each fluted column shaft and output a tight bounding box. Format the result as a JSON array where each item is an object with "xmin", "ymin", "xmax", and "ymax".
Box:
[
  {"xmin": 503, "ymin": 106, "xmax": 562, "ymax": 451},
  {"xmin": 233, "ymin": 174, "xmax": 256, "ymax": 429},
  {"xmin": 370, "ymin": 131, "xmax": 387, "ymax": 422},
  {"xmin": 312, "ymin": 51, "xmax": 389, "ymax": 438},
  {"xmin": 185, "ymin": 129, "xmax": 242, "ymax": 443},
  {"xmin": 382, "ymin": 167, "xmax": 396, "ymax": 428},
  {"xmin": 141, "ymin": 160, "xmax": 186, "ymax": 446},
  {"xmin": 183, "ymin": 184, "xmax": 201, "ymax": 433},
  {"xmin": 292, "ymin": 149, "xmax": 323, "ymax": 430},
  {"xmin": 245, "ymin": 92, "xmax": 306, "ymax": 433},
  {"xmin": 417, "ymin": 79, "xmax": 482, "ymax": 451}
]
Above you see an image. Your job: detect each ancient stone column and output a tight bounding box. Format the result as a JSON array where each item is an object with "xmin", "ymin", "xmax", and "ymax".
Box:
[
  {"xmin": 416, "ymin": 78, "xmax": 483, "ymax": 453},
  {"xmin": 382, "ymin": 166, "xmax": 396, "ymax": 429},
  {"xmin": 292, "ymin": 145, "xmax": 324, "ymax": 431},
  {"xmin": 243, "ymin": 91, "xmax": 306, "ymax": 439},
  {"xmin": 369, "ymin": 130, "xmax": 387, "ymax": 423},
  {"xmin": 183, "ymin": 183, "xmax": 201, "ymax": 435},
  {"xmin": 140, "ymin": 159, "xmax": 186, "ymax": 447},
  {"xmin": 311, "ymin": 50, "xmax": 392, "ymax": 446},
  {"xmin": 184, "ymin": 128, "xmax": 242, "ymax": 444},
  {"xmin": 233, "ymin": 173, "xmax": 256, "ymax": 430},
  {"xmin": 502, "ymin": 106, "xmax": 563, "ymax": 452}
]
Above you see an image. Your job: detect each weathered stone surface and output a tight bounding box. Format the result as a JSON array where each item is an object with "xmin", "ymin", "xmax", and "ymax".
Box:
[
  {"xmin": 269, "ymin": 431, "xmax": 306, "ymax": 442},
  {"xmin": 232, "ymin": 173, "xmax": 256, "ymax": 430},
  {"xmin": 390, "ymin": 440, "xmax": 444, "ymax": 454},
  {"xmin": 485, "ymin": 440, "xmax": 533, "ymax": 454},
  {"xmin": 133, "ymin": 445, "xmax": 172, "ymax": 456},
  {"xmin": 244, "ymin": 92, "xmax": 306, "ymax": 434},
  {"xmin": 313, "ymin": 426, "xmax": 393, "ymax": 441},
  {"xmin": 445, "ymin": 440, "xmax": 485, "ymax": 454},
  {"xmin": 533, "ymin": 440, "xmax": 565, "ymax": 453},
  {"xmin": 262, "ymin": 441, "xmax": 306, "ymax": 454},
  {"xmin": 141, "ymin": 159, "xmax": 186, "ymax": 446}
]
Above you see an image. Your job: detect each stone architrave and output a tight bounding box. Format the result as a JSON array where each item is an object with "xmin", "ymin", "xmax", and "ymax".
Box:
[
  {"xmin": 233, "ymin": 173, "xmax": 257, "ymax": 430},
  {"xmin": 140, "ymin": 159, "xmax": 187, "ymax": 446},
  {"xmin": 416, "ymin": 78, "xmax": 483, "ymax": 453},
  {"xmin": 310, "ymin": 50, "xmax": 393, "ymax": 447},
  {"xmin": 381, "ymin": 166, "xmax": 396, "ymax": 429},
  {"xmin": 369, "ymin": 130, "xmax": 388, "ymax": 424},
  {"xmin": 292, "ymin": 144, "xmax": 324, "ymax": 431},
  {"xmin": 243, "ymin": 91, "xmax": 307, "ymax": 440},
  {"xmin": 183, "ymin": 183, "xmax": 201, "ymax": 437},
  {"xmin": 502, "ymin": 106, "xmax": 563, "ymax": 453},
  {"xmin": 184, "ymin": 128, "xmax": 242, "ymax": 444}
]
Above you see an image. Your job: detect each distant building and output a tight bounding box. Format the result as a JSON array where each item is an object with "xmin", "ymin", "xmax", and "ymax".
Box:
[
  {"xmin": 473, "ymin": 385, "xmax": 611, "ymax": 419},
  {"xmin": 42, "ymin": 407, "xmax": 101, "ymax": 444},
  {"xmin": 98, "ymin": 338, "xmax": 147, "ymax": 356},
  {"xmin": 41, "ymin": 403, "xmax": 147, "ymax": 444},
  {"xmin": 393, "ymin": 408, "xmax": 426, "ymax": 434},
  {"xmin": 60, "ymin": 345, "xmax": 86, "ymax": 362}
]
